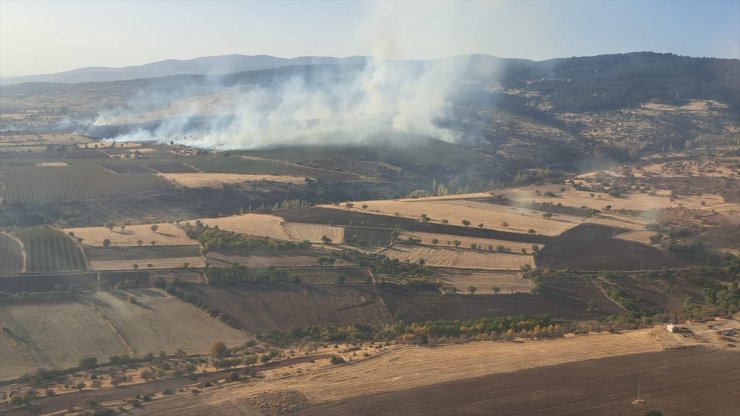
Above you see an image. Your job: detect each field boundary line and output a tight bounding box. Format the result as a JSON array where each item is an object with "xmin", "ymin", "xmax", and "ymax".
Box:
[
  {"xmin": 4, "ymin": 232, "xmax": 27, "ymax": 273},
  {"xmin": 86, "ymin": 301, "xmax": 136, "ymax": 356}
]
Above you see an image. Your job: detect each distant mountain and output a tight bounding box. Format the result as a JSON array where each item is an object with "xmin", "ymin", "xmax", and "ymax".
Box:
[{"xmin": 1, "ymin": 54, "xmax": 369, "ymax": 85}]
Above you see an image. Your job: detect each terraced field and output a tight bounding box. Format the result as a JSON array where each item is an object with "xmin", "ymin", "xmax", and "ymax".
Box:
[
  {"xmin": 0, "ymin": 165, "xmax": 171, "ymax": 203},
  {"xmin": 13, "ymin": 228, "xmax": 87, "ymax": 272},
  {"xmin": 0, "ymin": 232, "xmax": 24, "ymax": 274}
]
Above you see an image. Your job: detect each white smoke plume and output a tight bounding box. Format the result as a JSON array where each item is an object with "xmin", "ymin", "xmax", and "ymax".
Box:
[{"xmin": 95, "ymin": 3, "xmax": 495, "ymax": 149}]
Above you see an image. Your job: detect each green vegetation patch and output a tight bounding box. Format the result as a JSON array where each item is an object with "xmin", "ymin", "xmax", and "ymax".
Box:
[
  {"xmin": 14, "ymin": 228, "xmax": 86, "ymax": 272},
  {"xmin": 0, "ymin": 165, "xmax": 171, "ymax": 203},
  {"xmin": 183, "ymin": 222, "xmax": 310, "ymax": 251}
]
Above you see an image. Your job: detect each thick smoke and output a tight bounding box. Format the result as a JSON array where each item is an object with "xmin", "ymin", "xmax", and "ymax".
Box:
[{"xmin": 95, "ymin": 3, "xmax": 490, "ymax": 149}]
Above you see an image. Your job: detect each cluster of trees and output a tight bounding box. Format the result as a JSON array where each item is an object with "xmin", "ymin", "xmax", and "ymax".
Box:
[
  {"xmin": 182, "ymin": 222, "xmax": 310, "ymax": 251},
  {"xmin": 206, "ymin": 265, "xmax": 292, "ymax": 285},
  {"xmin": 259, "ymin": 315, "xmax": 564, "ymax": 347}
]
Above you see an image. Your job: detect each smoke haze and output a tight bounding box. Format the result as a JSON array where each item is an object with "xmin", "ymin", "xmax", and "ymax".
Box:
[{"xmin": 94, "ymin": 3, "xmax": 495, "ymax": 149}]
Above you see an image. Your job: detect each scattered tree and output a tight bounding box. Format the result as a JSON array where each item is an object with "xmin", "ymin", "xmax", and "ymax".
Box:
[{"xmin": 468, "ymin": 286, "xmax": 478, "ymax": 294}]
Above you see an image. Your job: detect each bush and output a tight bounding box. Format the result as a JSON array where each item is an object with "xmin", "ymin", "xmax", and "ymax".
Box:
[
  {"xmin": 330, "ymin": 355, "xmax": 346, "ymax": 365},
  {"xmin": 79, "ymin": 357, "xmax": 98, "ymax": 369}
]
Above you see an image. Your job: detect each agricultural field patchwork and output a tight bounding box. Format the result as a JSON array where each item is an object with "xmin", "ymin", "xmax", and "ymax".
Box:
[
  {"xmin": 0, "ymin": 165, "xmax": 171, "ymax": 203},
  {"xmin": 13, "ymin": 228, "xmax": 86, "ymax": 272}
]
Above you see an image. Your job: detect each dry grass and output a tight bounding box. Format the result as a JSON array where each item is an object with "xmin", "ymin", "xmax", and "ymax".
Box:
[
  {"xmin": 90, "ymin": 290, "xmax": 248, "ymax": 356},
  {"xmin": 204, "ymin": 329, "xmax": 665, "ymax": 406},
  {"xmin": 500, "ymin": 184, "xmax": 674, "ymax": 212},
  {"xmin": 196, "ymin": 214, "xmax": 344, "ymax": 243},
  {"xmin": 435, "ymin": 269, "xmax": 532, "ymax": 293},
  {"xmin": 381, "ymin": 245, "xmax": 533, "ymax": 270},
  {"xmin": 64, "ymin": 223, "xmax": 195, "ymax": 247},
  {"xmin": 87, "ymin": 256, "xmax": 205, "ymax": 271},
  {"xmin": 36, "ymin": 162, "xmax": 69, "ymax": 167},
  {"xmin": 400, "ymin": 231, "xmax": 534, "ymax": 253},
  {"xmin": 0, "ymin": 332, "xmax": 38, "ymax": 381},
  {"xmin": 206, "ymin": 252, "xmax": 324, "ymax": 268},
  {"xmin": 326, "ymin": 197, "xmax": 580, "ymax": 236},
  {"xmin": 615, "ymin": 230, "xmax": 656, "ymax": 245},
  {"xmin": 158, "ymin": 172, "xmax": 306, "ymax": 188}
]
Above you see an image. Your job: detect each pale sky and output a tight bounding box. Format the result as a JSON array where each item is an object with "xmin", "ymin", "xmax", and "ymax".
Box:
[{"xmin": 1, "ymin": 0, "xmax": 738, "ymax": 77}]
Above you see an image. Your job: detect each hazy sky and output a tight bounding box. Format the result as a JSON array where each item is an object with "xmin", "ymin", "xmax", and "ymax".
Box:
[{"xmin": 1, "ymin": 0, "xmax": 738, "ymax": 77}]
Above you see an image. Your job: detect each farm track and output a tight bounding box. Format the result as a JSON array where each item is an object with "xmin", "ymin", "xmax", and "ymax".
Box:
[{"xmin": 10, "ymin": 354, "xmax": 333, "ymax": 416}]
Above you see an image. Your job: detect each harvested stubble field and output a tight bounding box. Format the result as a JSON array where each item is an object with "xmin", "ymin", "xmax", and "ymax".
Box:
[
  {"xmin": 501, "ymin": 184, "xmax": 675, "ymax": 212},
  {"xmin": 0, "ymin": 165, "xmax": 171, "ymax": 203},
  {"xmin": 141, "ymin": 329, "xmax": 740, "ymax": 416},
  {"xmin": 291, "ymin": 347, "xmax": 739, "ymax": 416},
  {"xmin": 88, "ymin": 256, "xmax": 205, "ymax": 271},
  {"xmin": 178, "ymin": 283, "xmax": 393, "ymax": 333},
  {"xmin": 85, "ymin": 245, "xmax": 205, "ymax": 271},
  {"xmin": 400, "ymin": 231, "xmax": 534, "ymax": 253},
  {"xmin": 433, "ymin": 269, "xmax": 532, "ymax": 294},
  {"xmin": 0, "ymin": 332, "xmax": 38, "ymax": 380},
  {"xmin": 196, "ymin": 214, "xmax": 344, "ymax": 243},
  {"xmin": 378, "ymin": 283, "xmax": 622, "ymax": 322},
  {"xmin": 157, "ymin": 172, "xmax": 306, "ymax": 188},
  {"xmin": 0, "ymin": 290, "xmax": 248, "ymax": 377},
  {"xmin": 381, "ymin": 245, "xmax": 534, "ymax": 270},
  {"xmin": 274, "ymin": 207, "xmax": 551, "ymax": 244},
  {"xmin": 615, "ymin": 229, "xmax": 656, "ymax": 245},
  {"xmin": 0, "ymin": 232, "xmax": 24, "ymax": 274},
  {"xmin": 328, "ymin": 197, "xmax": 582, "ymax": 236},
  {"xmin": 65, "ymin": 223, "xmax": 195, "ymax": 247},
  {"xmin": 0, "ymin": 299, "xmax": 129, "ymax": 371},
  {"xmin": 14, "ymin": 228, "xmax": 86, "ymax": 272},
  {"xmin": 536, "ymin": 224, "xmax": 680, "ymax": 271},
  {"xmin": 89, "ymin": 289, "xmax": 248, "ymax": 356}
]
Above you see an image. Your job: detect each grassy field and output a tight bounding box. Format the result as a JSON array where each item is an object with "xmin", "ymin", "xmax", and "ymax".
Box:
[
  {"xmin": 65, "ymin": 223, "xmax": 195, "ymax": 247},
  {"xmin": 0, "ymin": 232, "xmax": 24, "ymax": 274},
  {"xmin": 14, "ymin": 228, "xmax": 87, "ymax": 272},
  {"xmin": 0, "ymin": 165, "xmax": 171, "ymax": 203}
]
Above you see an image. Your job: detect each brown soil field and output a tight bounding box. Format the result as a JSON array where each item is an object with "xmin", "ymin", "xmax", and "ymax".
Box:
[
  {"xmin": 378, "ymin": 283, "xmax": 622, "ymax": 322},
  {"xmin": 274, "ymin": 207, "xmax": 551, "ymax": 244},
  {"xmin": 0, "ymin": 332, "xmax": 38, "ymax": 381},
  {"xmin": 381, "ymin": 245, "xmax": 533, "ymax": 270},
  {"xmin": 64, "ymin": 149, "xmax": 110, "ymax": 159},
  {"xmin": 88, "ymin": 256, "xmax": 205, "ymax": 271},
  {"xmin": 0, "ymin": 232, "xmax": 24, "ymax": 275},
  {"xmin": 536, "ymin": 224, "xmax": 680, "ymax": 271},
  {"xmin": 178, "ymin": 283, "xmax": 393, "ymax": 333},
  {"xmin": 292, "ymin": 347, "xmax": 739, "ymax": 416},
  {"xmin": 65, "ymin": 223, "xmax": 195, "ymax": 247},
  {"xmin": 196, "ymin": 214, "xmax": 344, "ymax": 243},
  {"xmin": 104, "ymin": 164, "xmax": 155, "ymax": 173},
  {"xmin": 400, "ymin": 231, "xmax": 534, "ymax": 253},
  {"xmin": 145, "ymin": 163, "xmax": 199, "ymax": 173},
  {"xmin": 158, "ymin": 172, "xmax": 306, "ymax": 188},
  {"xmin": 325, "ymin": 197, "xmax": 582, "ymax": 236},
  {"xmin": 434, "ymin": 269, "xmax": 532, "ymax": 294},
  {"xmin": 206, "ymin": 250, "xmax": 327, "ymax": 268}
]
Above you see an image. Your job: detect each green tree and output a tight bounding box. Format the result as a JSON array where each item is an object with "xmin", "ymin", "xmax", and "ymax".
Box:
[
  {"xmin": 150, "ymin": 224, "xmax": 159, "ymax": 233},
  {"xmin": 103, "ymin": 239, "xmax": 112, "ymax": 247},
  {"xmin": 79, "ymin": 357, "xmax": 98, "ymax": 369},
  {"xmin": 431, "ymin": 238, "xmax": 439, "ymax": 246},
  {"xmin": 211, "ymin": 341, "xmax": 228, "ymax": 357},
  {"xmin": 468, "ymin": 286, "xmax": 478, "ymax": 294},
  {"xmin": 492, "ymin": 286, "xmax": 501, "ymax": 294},
  {"xmin": 462, "ymin": 219, "xmax": 471, "ymax": 227}
]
